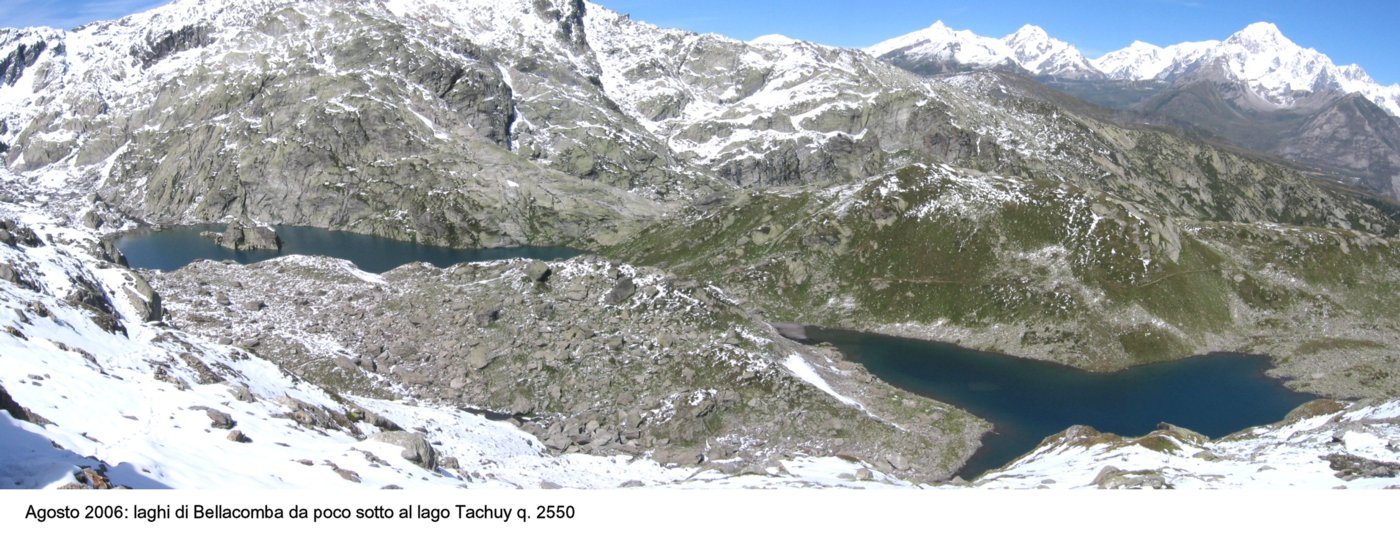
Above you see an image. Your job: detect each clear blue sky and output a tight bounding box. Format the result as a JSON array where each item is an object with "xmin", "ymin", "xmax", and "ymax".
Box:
[{"xmin": 5, "ymin": 0, "xmax": 1397, "ymax": 85}]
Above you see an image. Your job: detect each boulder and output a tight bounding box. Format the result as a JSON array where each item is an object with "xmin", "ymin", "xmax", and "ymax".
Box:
[
  {"xmin": 368, "ymin": 431, "xmax": 438, "ymax": 470},
  {"xmin": 96, "ymin": 238, "xmax": 127, "ymax": 266},
  {"xmin": 228, "ymin": 384, "xmax": 256, "ymax": 403},
  {"xmin": 1325, "ymin": 453, "xmax": 1400, "ymax": 480},
  {"xmin": 204, "ymin": 408, "xmax": 236, "ymax": 429},
  {"xmin": 653, "ymin": 447, "xmax": 704, "ymax": 466},
  {"xmin": 524, "ymin": 260, "xmax": 552, "ymax": 283},
  {"xmin": 605, "ymin": 335, "xmax": 624, "ymax": 351},
  {"xmin": 0, "ymin": 262, "xmax": 30, "ymax": 290},
  {"xmin": 1091, "ymin": 466, "xmax": 1172, "ymax": 489},
  {"xmin": 81, "ymin": 211, "xmax": 103, "ymax": 229},
  {"xmin": 202, "ymin": 222, "xmax": 281, "ymax": 251},
  {"xmin": 1, "ymin": 383, "xmax": 52, "ymax": 425},
  {"xmin": 466, "ymin": 346, "xmax": 494, "ymax": 370},
  {"xmin": 121, "ymin": 273, "xmax": 162, "ymax": 322},
  {"xmin": 606, "ymin": 277, "xmax": 636, "ymax": 305},
  {"xmin": 63, "ymin": 467, "xmax": 114, "ymax": 490}
]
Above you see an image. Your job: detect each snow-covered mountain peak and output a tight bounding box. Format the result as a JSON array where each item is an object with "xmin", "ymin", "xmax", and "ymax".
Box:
[
  {"xmin": 1086, "ymin": 22, "xmax": 1400, "ymax": 116},
  {"xmin": 1002, "ymin": 24, "xmax": 1099, "ymax": 79},
  {"xmin": 1224, "ymin": 21, "xmax": 1293, "ymax": 50},
  {"xmin": 1208, "ymin": 21, "xmax": 1384, "ymax": 106},
  {"xmin": 1003, "ymin": 24, "xmax": 1056, "ymax": 56},
  {"xmin": 866, "ymin": 20, "xmax": 1099, "ymax": 78},
  {"xmin": 1090, "ymin": 38, "xmax": 1218, "ymax": 81},
  {"xmin": 864, "ymin": 20, "xmax": 1008, "ymax": 61},
  {"xmin": 1006, "ymin": 24, "xmax": 1050, "ymax": 43},
  {"xmin": 749, "ymin": 34, "xmax": 801, "ymax": 46}
]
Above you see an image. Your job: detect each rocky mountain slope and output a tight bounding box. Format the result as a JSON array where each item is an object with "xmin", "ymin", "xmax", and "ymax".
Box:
[
  {"xmin": 1125, "ymin": 63, "xmax": 1400, "ymax": 198},
  {"xmin": 1, "ymin": 203, "xmax": 976, "ymax": 488},
  {"xmin": 610, "ymin": 157, "xmax": 1400, "ymax": 400},
  {"xmin": 9, "ymin": 0, "xmax": 1382, "ymax": 235},
  {"xmin": 1, "ymin": 0, "xmax": 673, "ymax": 248},
  {"xmin": 147, "ymin": 252, "xmax": 985, "ymax": 481}
]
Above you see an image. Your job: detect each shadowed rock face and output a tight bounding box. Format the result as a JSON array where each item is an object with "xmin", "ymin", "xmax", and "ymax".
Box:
[
  {"xmin": 134, "ymin": 25, "xmax": 212, "ymax": 68},
  {"xmin": 1033, "ymin": 63, "xmax": 1400, "ymax": 201},
  {"xmin": 1, "ymin": 383, "xmax": 52, "ymax": 426},
  {"xmin": 1278, "ymin": 94, "xmax": 1400, "ymax": 199},
  {"xmin": 0, "ymin": 39, "xmax": 47, "ymax": 87},
  {"xmin": 1126, "ymin": 67, "xmax": 1400, "ymax": 200}
]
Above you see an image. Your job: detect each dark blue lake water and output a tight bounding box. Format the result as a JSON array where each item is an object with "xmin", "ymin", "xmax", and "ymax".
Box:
[
  {"xmin": 115, "ymin": 225, "xmax": 583, "ymax": 273},
  {"xmin": 803, "ymin": 327, "xmax": 1317, "ymax": 479}
]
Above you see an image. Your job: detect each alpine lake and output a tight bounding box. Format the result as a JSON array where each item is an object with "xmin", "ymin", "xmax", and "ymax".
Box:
[
  {"xmin": 117, "ymin": 225, "xmax": 1318, "ymax": 479},
  {"xmin": 115, "ymin": 224, "xmax": 582, "ymax": 273},
  {"xmin": 801, "ymin": 327, "xmax": 1317, "ymax": 478}
]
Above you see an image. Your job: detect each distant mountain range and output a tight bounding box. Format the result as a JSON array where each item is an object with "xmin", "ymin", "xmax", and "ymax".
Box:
[
  {"xmin": 868, "ymin": 21, "xmax": 1400, "ymax": 200},
  {"xmin": 867, "ymin": 22, "xmax": 1101, "ymax": 80},
  {"xmin": 869, "ymin": 21, "xmax": 1400, "ymax": 116}
]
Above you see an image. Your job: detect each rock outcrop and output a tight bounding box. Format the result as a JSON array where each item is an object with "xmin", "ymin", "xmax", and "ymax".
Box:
[
  {"xmin": 368, "ymin": 431, "xmax": 438, "ymax": 470},
  {"xmin": 201, "ymin": 222, "xmax": 281, "ymax": 251}
]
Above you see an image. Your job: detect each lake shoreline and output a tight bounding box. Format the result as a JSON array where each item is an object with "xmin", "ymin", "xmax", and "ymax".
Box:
[
  {"xmin": 790, "ymin": 325, "xmax": 1319, "ymax": 479},
  {"xmin": 113, "ymin": 224, "xmax": 587, "ymax": 273}
]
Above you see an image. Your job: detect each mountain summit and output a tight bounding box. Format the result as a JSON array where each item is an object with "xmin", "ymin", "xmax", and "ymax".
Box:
[
  {"xmin": 866, "ymin": 21, "xmax": 1099, "ymax": 79},
  {"xmin": 1003, "ymin": 24, "xmax": 1100, "ymax": 79}
]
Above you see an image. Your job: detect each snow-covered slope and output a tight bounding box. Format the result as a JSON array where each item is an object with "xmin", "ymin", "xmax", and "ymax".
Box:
[
  {"xmin": 1091, "ymin": 22, "xmax": 1400, "ymax": 115},
  {"xmin": 977, "ymin": 400, "xmax": 1400, "ymax": 489}
]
